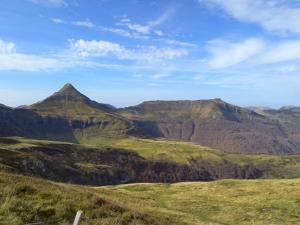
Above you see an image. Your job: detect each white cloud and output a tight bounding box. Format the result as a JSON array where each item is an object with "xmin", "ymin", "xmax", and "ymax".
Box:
[
  {"xmin": 205, "ymin": 38, "xmax": 264, "ymax": 69},
  {"xmin": 51, "ymin": 17, "xmax": 150, "ymax": 39},
  {"xmin": 31, "ymin": 0, "xmax": 67, "ymax": 7},
  {"xmin": 51, "ymin": 18, "xmax": 65, "ymax": 24},
  {"xmin": 0, "ymin": 38, "xmax": 188, "ymax": 73},
  {"xmin": 69, "ymin": 39, "xmax": 188, "ymax": 63},
  {"xmin": 0, "ymin": 40, "xmax": 15, "ymax": 54},
  {"xmin": 73, "ymin": 19, "xmax": 95, "ymax": 28},
  {"xmin": 154, "ymin": 30, "xmax": 164, "ymax": 36},
  {"xmin": 51, "ymin": 17, "xmax": 95, "ymax": 29},
  {"xmin": 200, "ymin": 0, "xmax": 300, "ymax": 35},
  {"xmin": 262, "ymin": 41, "xmax": 300, "ymax": 63},
  {"xmin": 120, "ymin": 19, "xmax": 150, "ymax": 34},
  {"xmin": 70, "ymin": 39, "xmax": 125, "ymax": 58},
  {"xmin": 101, "ymin": 27, "xmax": 149, "ymax": 39},
  {"xmin": 151, "ymin": 73, "xmax": 171, "ymax": 79}
]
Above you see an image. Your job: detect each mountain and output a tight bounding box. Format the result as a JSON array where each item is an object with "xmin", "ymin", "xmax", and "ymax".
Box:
[
  {"xmin": 0, "ymin": 84, "xmax": 134, "ymax": 143},
  {"xmin": 119, "ymin": 99, "xmax": 300, "ymax": 154},
  {"xmin": 1, "ymin": 84, "xmax": 300, "ymax": 155}
]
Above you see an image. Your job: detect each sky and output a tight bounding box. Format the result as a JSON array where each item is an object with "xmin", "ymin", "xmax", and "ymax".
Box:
[{"xmin": 0, "ymin": 0, "xmax": 300, "ymax": 108}]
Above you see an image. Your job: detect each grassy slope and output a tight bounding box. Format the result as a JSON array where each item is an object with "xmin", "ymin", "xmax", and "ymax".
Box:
[
  {"xmin": 104, "ymin": 179, "xmax": 300, "ymax": 225},
  {"xmin": 1, "ymin": 172, "xmax": 300, "ymax": 225},
  {"xmin": 0, "ymin": 172, "xmax": 177, "ymax": 225},
  {"xmin": 85, "ymin": 136, "xmax": 300, "ymax": 179}
]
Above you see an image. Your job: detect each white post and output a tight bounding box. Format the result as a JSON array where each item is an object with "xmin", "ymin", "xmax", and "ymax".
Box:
[{"xmin": 72, "ymin": 210, "xmax": 83, "ymax": 225}]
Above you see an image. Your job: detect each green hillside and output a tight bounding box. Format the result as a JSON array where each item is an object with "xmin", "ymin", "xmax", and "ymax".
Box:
[{"xmin": 1, "ymin": 172, "xmax": 300, "ymax": 225}]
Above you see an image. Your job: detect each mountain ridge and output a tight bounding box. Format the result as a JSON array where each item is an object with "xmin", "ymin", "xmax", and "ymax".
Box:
[
  {"xmin": 119, "ymin": 99, "xmax": 299, "ymax": 154},
  {"xmin": 1, "ymin": 83, "xmax": 300, "ymax": 154}
]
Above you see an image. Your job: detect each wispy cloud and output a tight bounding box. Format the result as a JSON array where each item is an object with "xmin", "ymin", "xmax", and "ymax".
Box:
[
  {"xmin": 205, "ymin": 38, "xmax": 264, "ymax": 69},
  {"xmin": 151, "ymin": 73, "xmax": 171, "ymax": 79},
  {"xmin": 262, "ymin": 40, "xmax": 300, "ymax": 64},
  {"xmin": 204, "ymin": 37, "xmax": 300, "ymax": 69},
  {"xmin": 118, "ymin": 18, "xmax": 151, "ymax": 34},
  {"xmin": 199, "ymin": 0, "xmax": 300, "ymax": 35},
  {"xmin": 0, "ymin": 39, "xmax": 66, "ymax": 71},
  {"xmin": 31, "ymin": 0, "xmax": 67, "ymax": 7},
  {"xmin": 50, "ymin": 17, "xmax": 151, "ymax": 39},
  {"xmin": 100, "ymin": 27, "xmax": 149, "ymax": 39},
  {"xmin": 73, "ymin": 19, "xmax": 95, "ymax": 28},
  {"xmin": 51, "ymin": 18, "xmax": 65, "ymax": 24},
  {"xmin": 117, "ymin": 7, "xmax": 175, "ymax": 36},
  {"xmin": 160, "ymin": 38, "xmax": 197, "ymax": 47}
]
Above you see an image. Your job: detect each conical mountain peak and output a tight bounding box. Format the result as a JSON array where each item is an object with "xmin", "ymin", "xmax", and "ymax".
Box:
[
  {"xmin": 61, "ymin": 83, "xmax": 76, "ymax": 90},
  {"xmin": 28, "ymin": 83, "xmax": 116, "ymax": 116},
  {"xmin": 57, "ymin": 83, "xmax": 83, "ymax": 96}
]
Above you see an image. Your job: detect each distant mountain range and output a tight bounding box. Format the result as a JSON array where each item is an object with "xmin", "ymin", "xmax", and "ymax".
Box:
[{"xmin": 1, "ymin": 83, "xmax": 300, "ymax": 154}]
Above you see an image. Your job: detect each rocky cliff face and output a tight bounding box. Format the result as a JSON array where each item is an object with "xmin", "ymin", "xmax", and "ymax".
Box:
[{"xmin": 119, "ymin": 99, "xmax": 299, "ymax": 154}]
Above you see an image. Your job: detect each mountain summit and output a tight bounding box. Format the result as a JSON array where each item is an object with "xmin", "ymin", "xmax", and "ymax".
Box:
[
  {"xmin": 56, "ymin": 83, "xmax": 83, "ymax": 96},
  {"xmin": 28, "ymin": 83, "xmax": 114, "ymax": 117}
]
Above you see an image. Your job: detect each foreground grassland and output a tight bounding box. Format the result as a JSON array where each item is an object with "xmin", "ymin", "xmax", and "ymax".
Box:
[
  {"xmin": 86, "ymin": 136, "xmax": 300, "ymax": 178},
  {"xmin": 1, "ymin": 172, "xmax": 300, "ymax": 225},
  {"xmin": 104, "ymin": 180, "xmax": 300, "ymax": 225}
]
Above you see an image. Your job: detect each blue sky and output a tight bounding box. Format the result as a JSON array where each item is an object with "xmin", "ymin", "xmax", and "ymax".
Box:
[{"xmin": 0, "ymin": 0, "xmax": 300, "ymax": 108}]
